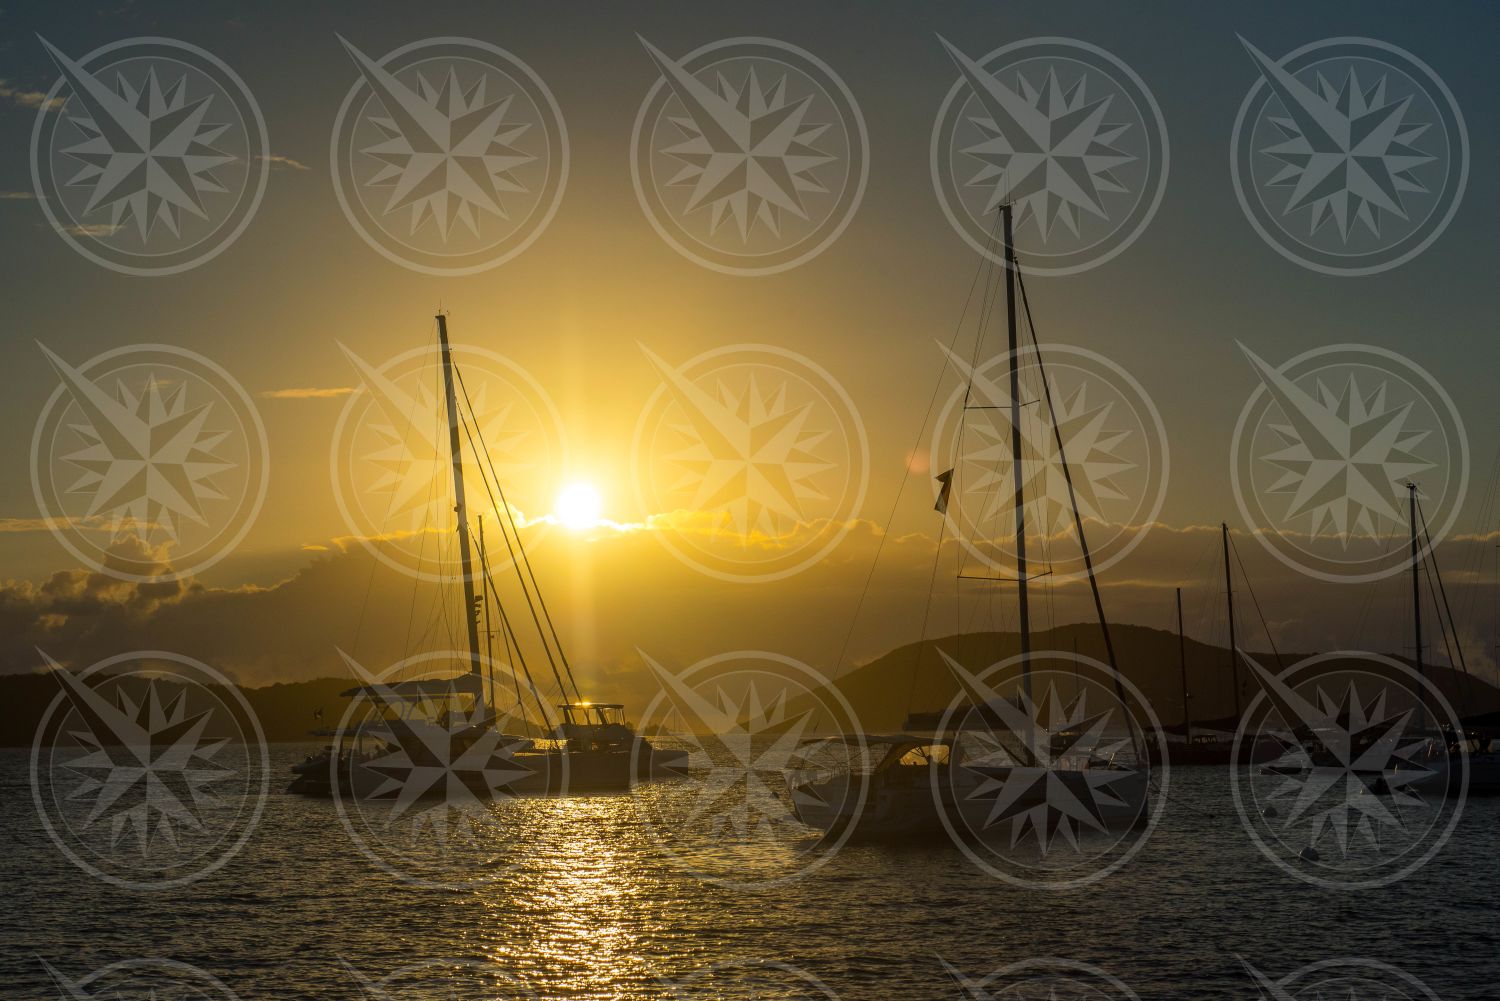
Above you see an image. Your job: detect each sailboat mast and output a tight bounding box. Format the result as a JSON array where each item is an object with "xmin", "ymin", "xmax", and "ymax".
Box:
[
  {"xmin": 1002, "ymin": 202, "xmax": 1030, "ymax": 690},
  {"xmin": 1222, "ymin": 522, "xmax": 1242, "ymax": 719},
  {"xmin": 1409, "ymin": 482, "xmax": 1427, "ymax": 732},
  {"xmin": 437, "ymin": 313, "xmax": 485, "ymax": 694},
  {"xmin": 477, "ymin": 515, "xmax": 496, "ymax": 711},
  {"xmin": 1177, "ymin": 586, "xmax": 1191, "ymax": 739}
]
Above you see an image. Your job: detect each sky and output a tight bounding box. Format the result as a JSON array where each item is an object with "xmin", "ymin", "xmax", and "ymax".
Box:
[{"xmin": 1, "ymin": 0, "xmax": 1498, "ymax": 699}]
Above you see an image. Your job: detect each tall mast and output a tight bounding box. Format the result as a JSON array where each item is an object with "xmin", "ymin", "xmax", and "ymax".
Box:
[
  {"xmin": 477, "ymin": 515, "xmax": 496, "ymax": 712},
  {"xmin": 1222, "ymin": 522, "xmax": 1242, "ymax": 719},
  {"xmin": 1408, "ymin": 482, "xmax": 1427, "ymax": 732},
  {"xmin": 437, "ymin": 313, "xmax": 485, "ymax": 697},
  {"xmin": 1002, "ymin": 202, "xmax": 1030, "ymax": 694},
  {"xmin": 1177, "ymin": 586, "xmax": 1192, "ymax": 739}
]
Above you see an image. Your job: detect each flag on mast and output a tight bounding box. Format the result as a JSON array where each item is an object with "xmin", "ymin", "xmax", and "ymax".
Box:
[{"xmin": 934, "ymin": 468, "xmax": 955, "ymax": 514}]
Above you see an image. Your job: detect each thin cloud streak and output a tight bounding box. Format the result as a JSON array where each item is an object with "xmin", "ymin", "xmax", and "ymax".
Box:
[
  {"xmin": 0, "ymin": 79, "xmax": 63, "ymax": 111},
  {"xmin": 259, "ymin": 386, "xmax": 355, "ymax": 399}
]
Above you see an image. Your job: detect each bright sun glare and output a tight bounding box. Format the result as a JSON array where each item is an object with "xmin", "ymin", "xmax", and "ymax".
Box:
[{"xmin": 555, "ymin": 482, "xmax": 604, "ymax": 530}]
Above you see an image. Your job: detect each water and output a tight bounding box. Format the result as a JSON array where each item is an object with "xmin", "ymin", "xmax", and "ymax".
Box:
[{"xmin": 3, "ymin": 745, "xmax": 1497, "ymax": 999}]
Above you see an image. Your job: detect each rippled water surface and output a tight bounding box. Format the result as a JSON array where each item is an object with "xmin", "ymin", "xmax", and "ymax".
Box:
[{"xmin": 3, "ymin": 745, "xmax": 1497, "ymax": 999}]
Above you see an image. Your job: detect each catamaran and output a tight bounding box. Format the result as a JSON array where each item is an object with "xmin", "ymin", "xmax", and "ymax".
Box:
[
  {"xmin": 288, "ymin": 314, "xmax": 686, "ymax": 799},
  {"xmin": 787, "ymin": 203, "xmax": 1153, "ymax": 840}
]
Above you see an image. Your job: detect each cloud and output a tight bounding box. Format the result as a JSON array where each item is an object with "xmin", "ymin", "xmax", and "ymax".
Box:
[
  {"xmin": 59, "ymin": 222, "xmax": 121, "ymax": 238},
  {"xmin": 257, "ymin": 154, "xmax": 310, "ymax": 171},
  {"xmin": 2, "ymin": 519, "xmax": 1497, "ymax": 712},
  {"xmin": 0, "ymin": 191, "xmax": 36, "ymax": 200},
  {"xmin": 0, "ymin": 515, "xmax": 154, "ymax": 534},
  {"xmin": 0, "ymin": 79, "xmax": 63, "ymax": 111},
  {"xmin": 259, "ymin": 386, "xmax": 355, "ymax": 399}
]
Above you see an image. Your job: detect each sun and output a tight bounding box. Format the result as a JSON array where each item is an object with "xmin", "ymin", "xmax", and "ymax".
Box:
[{"xmin": 554, "ymin": 481, "xmax": 604, "ymax": 530}]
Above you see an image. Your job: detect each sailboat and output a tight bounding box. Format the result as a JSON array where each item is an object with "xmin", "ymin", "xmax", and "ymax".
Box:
[
  {"xmin": 288, "ymin": 314, "xmax": 686, "ymax": 799},
  {"xmin": 787, "ymin": 203, "xmax": 1153, "ymax": 840},
  {"xmin": 1159, "ymin": 525, "xmax": 1281, "ymax": 766},
  {"xmin": 1393, "ymin": 481, "xmax": 1500, "ymax": 794}
]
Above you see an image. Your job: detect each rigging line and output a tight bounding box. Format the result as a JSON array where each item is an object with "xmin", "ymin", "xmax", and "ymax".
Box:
[
  {"xmin": 454, "ymin": 365, "xmax": 584, "ymax": 704},
  {"xmin": 1351, "ymin": 522, "xmax": 1399, "ymax": 650},
  {"xmin": 480, "ymin": 548, "xmax": 551, "ymax": 730},
  {"xmin": 457, "ymin": 403, "xmax": 580, "ymax": 710},
  {"xmin": 829, "ymin": 209, "xmax": 1006, "ymax": 684},
  {"xmin": 906, "ymin": 506, "xmax": 952, "ymax": 718},
  {"xmin": 1420, "ymin": 551, "xmax": 1459, "ymax": 680},
  {"xmin": 1418, "ymin": 495, "xmax": 1478, "ymax": 708},
  {"xmin": 1454, "ymin": 439, "xmax": 1500, "ymax": 633},
  {"xmin": 354, "ymin": 319, "xmax": 440, "ymax": 660},
  {"xmin": 952, "ymin": 226, "xmax": 1014, "ymax": 592},
  {"xmin": 1228, "ymin": 533, "xmax": 1284, "ymax": 671},
  {"xmin": 948, "ymin": 216, "xmax": 1007, "ymax": 585},
  {"xmin": 397, "ymin": 352, "xmax": 447, "ymax": 667},
  {"xmin": 1014, "ymin": 267, "xmax": 1140, "ymax": 757},
  {"xmin": 454, "ymin": 403, "xmax": 576, "ymax": 711}
]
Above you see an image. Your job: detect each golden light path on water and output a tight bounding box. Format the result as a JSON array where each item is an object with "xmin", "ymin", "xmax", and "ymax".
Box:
[{"xmin": 3, "ymin": 748, "xmax": 1499, "ymax": 998}]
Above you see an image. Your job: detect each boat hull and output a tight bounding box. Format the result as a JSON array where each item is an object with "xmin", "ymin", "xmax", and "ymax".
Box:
[{"xmin": 790, "ymin": 763, "xmax": 1151, "ymax": 842}]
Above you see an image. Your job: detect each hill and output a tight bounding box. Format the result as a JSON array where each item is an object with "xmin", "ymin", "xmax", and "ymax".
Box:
[
  {"xmin": 789, "ymin": 622, "xmax": 1500, "ymax": 733},
  {"xmin": 5, "ymin": 623, "xmax": 1495, "ymax": 745}
]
